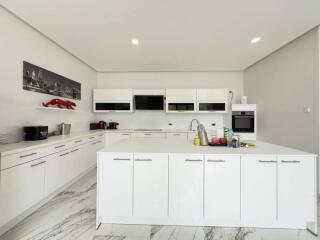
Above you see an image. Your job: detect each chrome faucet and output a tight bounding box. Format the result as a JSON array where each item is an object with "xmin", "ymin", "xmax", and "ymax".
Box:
[
  {"xmin": 189, "ymin": 119, "xmax": 200, "ymax": 131},
  {"xmin": 189, "ymin": 119, "xmax": 209, "ymax": 146}
]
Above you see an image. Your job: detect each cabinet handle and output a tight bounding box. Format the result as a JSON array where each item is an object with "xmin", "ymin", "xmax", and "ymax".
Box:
[
  {"xmin": 55, "ymin": 144, "xmax": 65, "ymax": 149},
  {"xmin": 113, "ymin": 158, "xmax": 131, "ymax": 161},
  {"xmin": 121, "ymin": 133, "xmax": 130, "ymax": 136},
  {"xmin": 173, "ymin": 134, "xmax": 181, "ymax": 136},
  {"xmin": 135, "ymin": 159, "xmax": 152, "ymax": 162},
  {"xmin": 74, "ymin": 140, "xmax": 83, "ymax": 143},
  {"xmin": 30, "ymin": 161, "xmax": 46, "ymax": 167},
  {"xmin": 92, "ymin": 141, "xmax": 102, "ymax": 145},
  {"xmin": 70, "ymin": 148, "xmax": 79, "ymax": 153},
  {"xmin": 207, "ymin": 159, "xmax": 225, "ymax": 162},
  {"xmin": 258, "ymin": 160, "xmax": 277, "ymax": 163},
  {"xmin": 20, "ymin": 152, "xmax": 37, "ymax": 158},
  {"xmin": 59, "ymin": 152, "xmax": 69, "ymax": 157},
  {"xmin": 185, "ymin": 159, "xmax": 202, "ymax": 162},
  {"xmin": 98, "ymin": 134, "xmax": 104, "ymax": 137},
  {"xmin": 281, "ymin": 160, "xmax": 300, "ymax": 163},
  {"xmin": 89, "ymin": 136, "xmax": 95, "ymax": 139},
  {"xmin": 144, "ymin": 133, "xmax": 152, "ymax": 136}
]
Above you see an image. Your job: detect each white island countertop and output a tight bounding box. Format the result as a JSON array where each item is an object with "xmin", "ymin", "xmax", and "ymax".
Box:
[{"xmin": 100, "ymin": 138, "xmax": 316, "ymax": 156}]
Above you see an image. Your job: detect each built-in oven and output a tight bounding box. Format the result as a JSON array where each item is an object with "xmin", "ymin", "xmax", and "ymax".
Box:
[{"xmin": 232, "ymin": 111, "xmax": 255, "ymax": 133}]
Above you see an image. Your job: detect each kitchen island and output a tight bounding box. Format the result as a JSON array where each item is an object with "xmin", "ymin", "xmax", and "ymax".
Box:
[{"xmin": 96, "ymin": 139, "xmax": 318, "ymax": 235}]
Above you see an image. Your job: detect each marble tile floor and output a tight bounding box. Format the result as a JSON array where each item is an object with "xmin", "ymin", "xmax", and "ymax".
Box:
[{"xmin": 0, "ymin": 169, "xmax": 319, "ymax": 240}]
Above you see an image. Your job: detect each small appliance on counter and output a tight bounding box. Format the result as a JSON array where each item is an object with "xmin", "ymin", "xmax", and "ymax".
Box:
[
  {"xmin": 90, "ymin": 121, "xmax": 107, "ymax": 130},
  {"xmin": 23, "ymin": 126, "xmax": 48, "ymax": 141},
  {"xmin": 108, "ymin": 122, "xmax": 119, "ymax": 129},
  {"xmin": 58, "ymin": 123, "xmax": 71, "ymax": 135}
]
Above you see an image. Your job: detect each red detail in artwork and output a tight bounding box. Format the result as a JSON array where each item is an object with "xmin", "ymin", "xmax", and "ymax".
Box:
[{"xmin": 42, "ymin": 99, "xmax": 77, "ymax": 110}]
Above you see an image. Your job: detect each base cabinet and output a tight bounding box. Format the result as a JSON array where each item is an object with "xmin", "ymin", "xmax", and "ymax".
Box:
[
  {"xmin": 204, "ymin": 155, "xmax": 240, "ymax": 221},
  {"xmin": 241, "ymin": 156, "xmax": 277, "ymax": 223},
  {"xmin": 98, "ymin": 153, "xmax": 133, "ymax": 218},
  {"xmin": 45, "ymin": 151, "xmax": 68, "ymax": 196},
  {"xmin": 0, "ymin": 159, "xmax": 45, "ymax": 227},
  {"xmin": 278, "ymin": 156, "xmax": 315, "ymax": 225},
  {"xmin": 133, "ymin": 154, "xmax": 168, "ymax": 218},
  {"xmin": 169, "ymin": 154, "xmax": 204, "ymax": 221}
]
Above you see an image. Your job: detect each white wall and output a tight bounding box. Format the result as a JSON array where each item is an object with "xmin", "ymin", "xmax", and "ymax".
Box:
[
  {"xmin": 0, "ymin": 6, "xmax": 97, "ymax": 140},
  {"xmin": 96, "ymin": 72, "xmax": 243, "ymax": 131},
  {"xmin": 244, "ymin": 27, "xmax": 319, "ymax": 154}
]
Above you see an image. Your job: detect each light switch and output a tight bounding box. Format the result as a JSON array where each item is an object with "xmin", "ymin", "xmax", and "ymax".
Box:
[{"xmin": 304, "ymin": 107, "xmax": 311, "ymax": 113}]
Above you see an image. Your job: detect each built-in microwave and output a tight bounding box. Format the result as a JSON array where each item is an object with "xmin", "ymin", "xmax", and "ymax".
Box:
[{"xmin": 232, "ymin": 111, "xmax": 255, "ymax": 133}]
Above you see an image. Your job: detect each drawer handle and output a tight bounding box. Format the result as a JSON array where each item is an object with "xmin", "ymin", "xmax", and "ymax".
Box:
[
  {"xmin": 74, "ymin": 140, "xmax": 83, "ymax": 143},
  {"xmin": 135, "ymin": 159, "xmax": 152, "ymax": 162},
  {"xmin": 173, "ymin": 134, "xmax": 181, "ymax": 136},
  {"xmin": 113, "ymin": 158, "xmax": 131, "ymax": 161},
  {"xmin": 98, "ymin": 134, "xmax": 104, "ymax": 137},
  {"xmin": 59, "ymin": 152, "xmax": 69, "ymax": 157},
  {"xmin": 70, "ymin": 148, "xmax": 79, "ymax": 153},
  {"xmin": 30, "ymin": 161, "xmax": 46, "ymax": 167},
  {"xmin": 281, "ymin": 160, "xmax": 300, "ymax": 163},
  {"xmin": 144, "ymin": 133, "xmax": 152, "ymax": 136},
  {"xmin": 185, "ymin": 159, "xmax": 202, "ymax": 162},
  {"xmin": 121, "ymin": 134, "xmax": 130, "ymax": 136},
  {"xmin": 20, "ymin": 152, "xmax": 37, "ymax": 158},
  {"xmin": 207, "ymin": 159, "xmax": 225, "ymax": 162},
  {"xmin": 258, "ymin": 160, "xmax": 277, "ymax": 163},
  {"xmin": 55, "ymin": 145, "xmax": 65, "ymax": 149},
  {"xmin": 92, "ymin": 141, "xmax": 102, "ymax": 145}
]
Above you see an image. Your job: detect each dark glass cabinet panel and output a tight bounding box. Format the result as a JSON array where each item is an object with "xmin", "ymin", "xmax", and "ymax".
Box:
[
  {"xmin": 95, "ymin": 102, "xmax": 130, "ymax": 111},
  {"xmin": 168, "ymin": 103, "xmax": 195, "ymax": 111},
  {"xmin": 198, "ymin": 103, "xmax": 226, "ymax": 111}
]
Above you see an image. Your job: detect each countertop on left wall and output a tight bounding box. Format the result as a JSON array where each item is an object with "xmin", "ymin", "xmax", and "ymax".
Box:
[{"xmin": 0, "ymin": 130, "xmax": 106, "ymax": 157}]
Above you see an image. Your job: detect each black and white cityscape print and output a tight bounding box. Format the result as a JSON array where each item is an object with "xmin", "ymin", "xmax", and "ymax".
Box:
[{"xmin": 23, "ymin": 61, "xmax": 81, "ymax": 100}]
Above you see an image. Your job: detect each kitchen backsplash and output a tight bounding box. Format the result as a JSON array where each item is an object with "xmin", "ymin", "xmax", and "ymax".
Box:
[{"xmin": 95, "ymin": 111, "xmax": 231, "ymax": 132}]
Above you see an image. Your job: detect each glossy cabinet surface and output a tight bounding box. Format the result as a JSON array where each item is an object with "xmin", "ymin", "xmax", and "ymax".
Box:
[
  {"xmin": 169, "ymin": 154, "xmax": 204, "ymax": 220},
  {"xmin": 241, "ymin": 155, "xmax": 278, "ymax": 223},
  {"xmin": 204, "ymin": 155, "xmax": 240, "ymax": 221},
  {"xmin": 133, "ymin": 154, "xmax": 168, "ymax": 218},
  {"xmin": 98, "ymin": 153, "xmax": 133, "ymax": 218}
]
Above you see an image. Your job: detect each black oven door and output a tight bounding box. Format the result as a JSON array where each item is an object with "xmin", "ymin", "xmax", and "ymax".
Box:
[{"xmin": 232, "ymin": 111, "xmax": 255, "ymax": 133}]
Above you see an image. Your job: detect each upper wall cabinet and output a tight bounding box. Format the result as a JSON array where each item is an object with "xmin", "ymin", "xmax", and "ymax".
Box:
[
  {"xmin": 93, "ymin": 89, "xmax": 133, "ymax": 112},
  {"xmin": 166, "ymin": 89, "xmax": 197, "ymax": 113},
  {"xmin": 196, "ymin": 89, "xmax": 228, "ymax": 113}
]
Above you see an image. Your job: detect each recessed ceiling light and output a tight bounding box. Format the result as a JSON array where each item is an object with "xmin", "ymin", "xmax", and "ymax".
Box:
[
  {"xmin": 251, "ymin": 37, "xmax": 261, "ymax": 44},
  {"xmin": 131, "ymin": 38, "xmax": 139, "ymax": 45}
]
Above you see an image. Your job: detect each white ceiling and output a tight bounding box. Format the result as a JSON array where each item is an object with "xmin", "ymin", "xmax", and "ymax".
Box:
[{"xmin": 1, "ymin": 0, "xmax": 320, "ymax": 72}]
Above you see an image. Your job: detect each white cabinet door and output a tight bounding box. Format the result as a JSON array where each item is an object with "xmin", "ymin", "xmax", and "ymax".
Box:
[
  {"xmin": 133, "ymin": 154, "xmax": 168, "ymax": 218},
  {"xmin": 278, "ymin": 156, "xmax": 315, "ymax": 225},
  {"xmin": 204, "ymin": 155, "xmax": 240, "ymax": 221},
  {"xmin": 166, "ymin": 89, "xmax": 197, "ymax": 101},
  {"xmin": 0, "ymin": 159, "xmax": 45, "ymax": 227},
  {"xmin": 45, "ymin": 151, "xmax": 68, "ymax": 196},
  {"xmin": 108, "ymin": 132, "xmax": 131, "ymax": 145},
  {"xmin": 196, "ymin": 89, "xmax": 228, "ymax": 101},
  {"xmin": 169, "ymin": 154, "xmax": 204, "ymax": 221},
  {"xmin": 166, "ymin": 133, "xmax": 188, "ymax": 140},
  {"xmin": 98, "ymin": 153, "xmax": 133, "ymax": 218},
  {"xmin": 241, "ymin": 156, "xmax": 277, "ymax": 223}
]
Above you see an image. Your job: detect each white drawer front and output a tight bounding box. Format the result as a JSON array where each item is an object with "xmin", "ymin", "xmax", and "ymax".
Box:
[
  {"xmin": 132, "ymin": 132, "xmax": 166, "ymax": 138},
  {"xmin": 1, "ymin": 147, "xmax": 48, "ymax": 170},
  {"xmin": 166, "ymin": 133, "xmax": 188, "ymax": 140}
]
